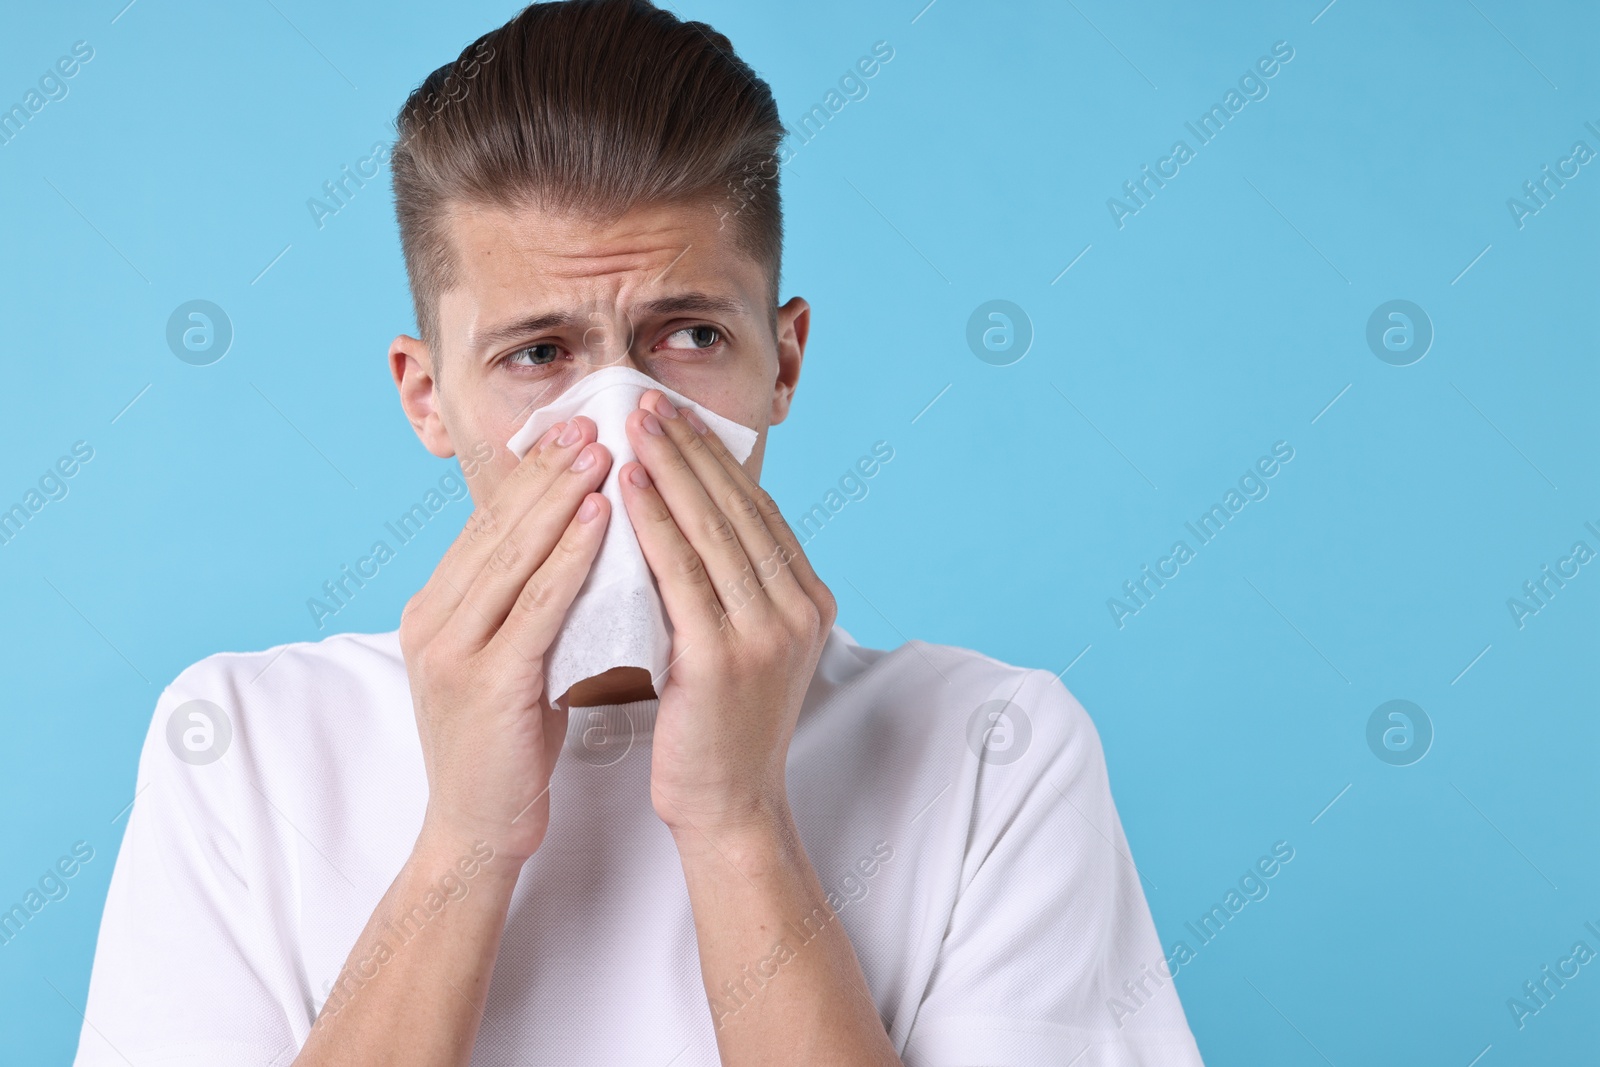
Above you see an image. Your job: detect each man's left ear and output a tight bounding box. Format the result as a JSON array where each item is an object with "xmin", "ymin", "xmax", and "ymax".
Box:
[
  {"xmin": 769, "ymin": 296, "xmax": 810, "ymax": 426},
  {"xmin": 389, "ymin": 333, "xmax": 456, "ymax": 459}
]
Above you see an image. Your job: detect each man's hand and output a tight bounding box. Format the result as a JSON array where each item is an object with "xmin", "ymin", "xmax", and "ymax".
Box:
[
  {"xmin": 297, "ymin": 418, "xmax": 614, "ymax": 1066},
  {"xmin": 619, "ymin": 389, "xmax": 837, "ymax": 841},
  {"xmin": 399, "ymin": 417, "xmax": 612, "ymax": 863},
  {"xmin": 619, "ymin": 389, "xmax": 901, "ymax": 1066}
]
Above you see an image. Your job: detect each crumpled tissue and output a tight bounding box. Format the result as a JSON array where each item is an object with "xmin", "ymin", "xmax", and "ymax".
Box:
[{"xmin": 504, "ymin": 365, "xmax": 759, "ymax": 707}]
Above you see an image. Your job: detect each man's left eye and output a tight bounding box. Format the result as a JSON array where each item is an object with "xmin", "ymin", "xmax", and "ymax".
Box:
[{"xmin": 661, "ymin": 325, "xmax": 722, "ymax": 350}]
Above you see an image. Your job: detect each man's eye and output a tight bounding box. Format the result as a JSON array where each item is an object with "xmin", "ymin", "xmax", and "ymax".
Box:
[
  {"xmin": 508, "ymin": 343, "xmax": 562, "ymax": 367},
  {"xmin": 661, "ymin": 325, "xmax": 722, "ymax": 350}
]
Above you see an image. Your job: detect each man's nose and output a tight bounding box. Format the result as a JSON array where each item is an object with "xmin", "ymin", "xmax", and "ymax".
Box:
[{"xmin": 578, "ymin": 310, "xmax": 640, "ymax": 370}]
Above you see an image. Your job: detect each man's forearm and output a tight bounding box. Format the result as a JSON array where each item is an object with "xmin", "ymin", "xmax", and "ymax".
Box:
[
  {"xmin": 293, "ymin": 825, "xmax": 522, "ymax": 1066},
  {"xmin": 674, "ymin": 800, "xmax": 902, "ymax": 1066}
]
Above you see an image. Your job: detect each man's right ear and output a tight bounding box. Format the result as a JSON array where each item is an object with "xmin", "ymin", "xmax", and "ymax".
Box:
[{"xmin": 389, "ymin": 333, "xmax": 456, "ymax": 459}]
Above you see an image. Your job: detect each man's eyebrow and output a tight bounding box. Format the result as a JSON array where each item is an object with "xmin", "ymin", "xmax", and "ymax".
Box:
[
  {"xmin": 470, "ymin": 293, "xmax": 748, "ymax": 354},
  {"xmin": 469, "ymin": 311, "xmax": 580, "ymax": 354},
  {"xmin": 634, "ymin": 293, "xmax": 747, "ymax": 319}
]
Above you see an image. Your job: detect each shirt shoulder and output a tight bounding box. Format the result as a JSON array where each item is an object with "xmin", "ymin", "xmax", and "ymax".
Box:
[
  {"xmin": 165, "ymin": 629, "xmax": 403, "ymax": 699},
  {"xmin": 792, "ymin": 627, "xmax": 1103, "ymax": 883},
  {"xmin": 147, "ymin": 629, "xmax": 415, "ymax": 808},
  {"xmin": 160, "ymin": 628, "xmax": 407, "ymax": 732},
  {"xmin": 802, "ymin": 627, "xmax": 1093, "ymax": 765}
]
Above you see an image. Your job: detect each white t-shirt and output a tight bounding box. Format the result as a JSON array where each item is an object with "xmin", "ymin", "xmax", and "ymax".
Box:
[{"xmin": 74, "ymin": 624, "xmax": 1204, "ymax": 1066}]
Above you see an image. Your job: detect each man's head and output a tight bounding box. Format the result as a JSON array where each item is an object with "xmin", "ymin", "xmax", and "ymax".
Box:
[{"xmin": 388, "ymin": 0, "xmax": 808, "ymax": 501}]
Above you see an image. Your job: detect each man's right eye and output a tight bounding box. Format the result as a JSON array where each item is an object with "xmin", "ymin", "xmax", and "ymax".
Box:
[{"xmin": 507, "ymin": 343, "xmax": 563, "ymax": 368}]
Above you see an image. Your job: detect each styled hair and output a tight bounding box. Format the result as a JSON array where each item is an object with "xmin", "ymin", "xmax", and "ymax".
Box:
[{"xmin": 391, "ymin": 0, "xmax": 785, "ymax": 350}]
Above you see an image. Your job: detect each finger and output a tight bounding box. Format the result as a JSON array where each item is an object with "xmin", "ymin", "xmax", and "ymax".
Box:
[
  {"xmin": 406, "ymin": 419, "xmax": 597, "ymax": 645},
  {"xmin": 490, "ymin": 490, "xmax": 610, "ymax": 674},
  {"xmin": 626, "ymin": 403, "xmax": 764, "ymax": 621},
  {"xmin": 444, "ymin": 437, "xmax": 613, "ymax": 649},
  {"xmin": 672, "ymin": 411, "xmax": 839, "ymax": 636},
  {"xmin": 660, "ymin": 393, "xmax": 829, "ymax": 611},
  {"xmin": 636, "ymin": 390, "xmax": 807, "ymax": 617},
  {"xmin": 617, "ymin": 459, "xmax": 730, "ymax": 641},
  {"xmin": 694, "ymin": 415, "xmax": 832, "ymax": 614}
]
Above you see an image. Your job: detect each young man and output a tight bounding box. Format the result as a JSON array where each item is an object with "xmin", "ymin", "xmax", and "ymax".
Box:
[{"xmin": 75, "ymin": 2, "xmax": 1204, "ymax": 1064}]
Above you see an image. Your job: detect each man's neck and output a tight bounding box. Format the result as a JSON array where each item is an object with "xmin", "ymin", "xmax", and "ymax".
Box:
[{"xmin": 562, "ymin": 666, "xmax": 657, "ymax": 708}]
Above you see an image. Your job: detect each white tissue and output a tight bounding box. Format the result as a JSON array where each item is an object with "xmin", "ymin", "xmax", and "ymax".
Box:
[{"xmin": 504, "ymin": 365, "xmax": 760, "ymax": 707}]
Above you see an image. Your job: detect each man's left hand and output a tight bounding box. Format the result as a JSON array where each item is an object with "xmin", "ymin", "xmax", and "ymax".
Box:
[{"xmin": 619, "ymin": 388, "xmax": 837, "ymax": 844}]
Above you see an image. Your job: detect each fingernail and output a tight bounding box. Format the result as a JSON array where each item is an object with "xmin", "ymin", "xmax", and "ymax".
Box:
[
  {"xmin": 654, "ymin": 393, "xmax": 679, "ymax": 419},
  {"xmin": 557, "ymin": 422, "xmax": 583, "ymax": 447},
  {"xmin": 629, "ymin": 464, "xmax": 652, "ymax": 488},
  {"xmin": 571, "ymin": 444, "xmax": 595, "ymax": 471},
  {"xmin": 577, "ymin": 496, "xmax": 600, "ymax": 522},
  {"xmin": 684, "ymin": 409, "xmax": 708, "ymax": 434},
  {"xmin": 538, "ymin": 422, "xmax": 565, "ymax": 448},
  {"xmin": 643, "ymin": 412, "xmax": 665, "ymax": 436}
]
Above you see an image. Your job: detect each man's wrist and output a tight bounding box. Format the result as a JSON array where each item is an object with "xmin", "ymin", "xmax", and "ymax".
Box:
[
  {"xmin": 667, "ymin": 793, "xmax": 801, "ymax": 880},
  {"xmin": 411, "ymin": 818, "xmax": 523, "ymax": 892}
]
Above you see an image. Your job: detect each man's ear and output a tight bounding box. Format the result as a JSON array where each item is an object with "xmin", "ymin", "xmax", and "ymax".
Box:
[
  {"xmin": 390, "ymin": 333, "xmax": 456, "ymax": 459},
  {"xmin": 769, "ymin": 296, "xmax": 810, "ymax": 427}
]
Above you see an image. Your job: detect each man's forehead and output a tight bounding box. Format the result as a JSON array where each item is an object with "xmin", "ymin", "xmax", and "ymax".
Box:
[
  {"xmin": 449, "ymin": 199, "xmax": 714, "ymax": 274},
  {"xmin": 439, "ymin": 199, "xmax": 765, "ymax": 347}
]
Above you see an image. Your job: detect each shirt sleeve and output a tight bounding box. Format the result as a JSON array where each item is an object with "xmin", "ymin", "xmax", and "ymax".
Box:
[
  {"xmin": 74, "ymin": 672, "xmax": 300, "ymax": 1067},
  {"xmin": 901, "ymin": 669, "xmax": 1206, "ymax": 1067}
]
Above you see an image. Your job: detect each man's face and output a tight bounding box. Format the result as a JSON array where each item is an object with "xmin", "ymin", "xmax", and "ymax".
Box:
[{"xmin": 390, "ymin": 197, "xmax": 809, "ymax": 503}]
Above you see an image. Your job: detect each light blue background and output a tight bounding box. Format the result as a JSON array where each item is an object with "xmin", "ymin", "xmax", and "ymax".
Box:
[{"xmin": 2, "ymin": 0, "xmax": 1596, "ymax": 1062}]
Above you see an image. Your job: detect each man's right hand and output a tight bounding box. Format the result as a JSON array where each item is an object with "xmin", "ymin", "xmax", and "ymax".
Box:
[
  {"xmin": 294, "ymin": 418, "xmax": 611, "ymax": 1065},
  {"xmin": 398, "ymin": 416, "xmax": 613, "ymax": 864}
]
